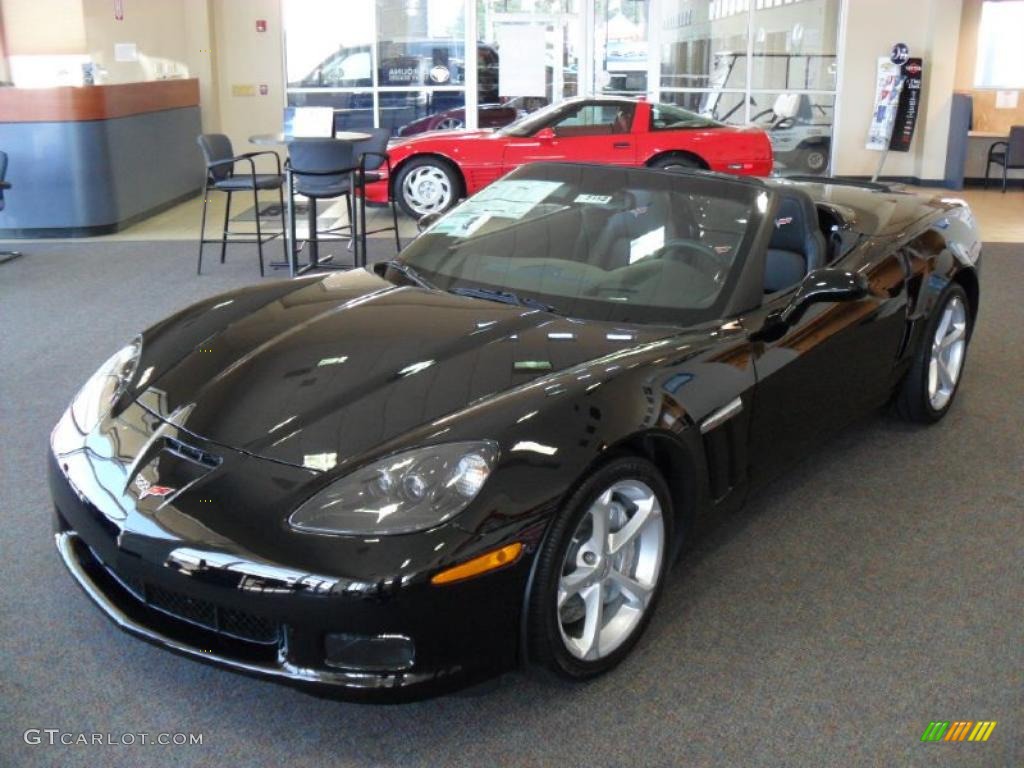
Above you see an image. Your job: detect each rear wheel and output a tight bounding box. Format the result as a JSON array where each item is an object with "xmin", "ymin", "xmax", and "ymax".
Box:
[
  {"xmin": 526, "ymin": 456, "xmax": 672, "ymax": 680},
  {"xmin": 648, "ymin": 153, "xmax": 705, "ymax": 173},
  {"xmin": 394, "ymin": 157, "xmax": 462, "ymax": 218},
  {"xmin": 800, "ymin": 145, "xmax": 829, "ymax": 173},
  {"xmin": 895, "ymin": 284, "xmax": 972, "ymax": 423}
]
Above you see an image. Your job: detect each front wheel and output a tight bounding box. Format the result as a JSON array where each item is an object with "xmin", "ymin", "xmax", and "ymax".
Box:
[
  {"xmin": 895, "ymin": 283, "xmax": 972, "ymax": 423},
  {"xmin": 394, "ymin": 157, "xmax": 462, "ymax": 218},
  {"xmin": 648, "ymin": 154, "xmax": 704, "ymax": 173},
  {"xmin": 526, "ymin": 456, "xmax": 673, "ymax": 680}
]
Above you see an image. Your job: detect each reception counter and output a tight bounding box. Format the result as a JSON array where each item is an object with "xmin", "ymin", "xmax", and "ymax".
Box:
[{"xmin": 0, "ymin": 79, "xmax": 204, "ymax": 237}]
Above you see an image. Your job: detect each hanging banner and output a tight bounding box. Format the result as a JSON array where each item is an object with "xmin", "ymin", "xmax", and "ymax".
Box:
[
  {"xmin": 889, "ymin": 58, "xmax": 923, "ymax": 152},
  {"xmin": 866, "ymin": 57, "xmax": 902, "ymax": 151}
]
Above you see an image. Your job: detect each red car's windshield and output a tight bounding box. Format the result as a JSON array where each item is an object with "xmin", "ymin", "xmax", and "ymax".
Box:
[{"xmin": 397, "ymin": 163, "xmax": 765, "ymax": 326}]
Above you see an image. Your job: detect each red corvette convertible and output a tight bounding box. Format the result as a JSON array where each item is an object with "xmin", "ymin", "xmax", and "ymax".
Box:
[{"xmin": 365, "ymin": 97, "xmax": 773, "ymax": 217}]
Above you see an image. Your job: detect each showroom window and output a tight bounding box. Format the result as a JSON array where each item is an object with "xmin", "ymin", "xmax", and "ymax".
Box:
[
  {"xmin": 283, "ymin": 0, "xmax": 844, "ymax": 173},
  {"xmin": 974, "ymin": 0, "xmax": 1024, "ymax": 88},
  {"xmin": 658, "ymin": 0, "xmax": 841, "ymax": 175},
  {"xmin": 284, "ymin": 0, "xmax": 471, "ymax": 136}
]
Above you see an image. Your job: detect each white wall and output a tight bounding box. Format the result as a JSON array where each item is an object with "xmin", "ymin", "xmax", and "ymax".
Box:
[{"xmin": 833, "ymin": 0, "xmax": 963, "ymax": 180}]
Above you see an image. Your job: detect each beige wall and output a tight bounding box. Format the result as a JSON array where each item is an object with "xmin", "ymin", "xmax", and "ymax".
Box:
[
  {"xmin": 955, "ymin": 0, "xmax": 982, "ymax": 91},
  {"xmin": 833, "ymin": 0, "xmax": 963, "ymax": 181},
  {"xmin": 81, "ymin": 0, "xmax": 190, "ymax": 83},
  {"xmin": 211, "ymin": 0, "xmax": 284, "ymax": 153},
  {"xmin": 1, "ymin": 0, "xmax": 86, "ymax": 55}
]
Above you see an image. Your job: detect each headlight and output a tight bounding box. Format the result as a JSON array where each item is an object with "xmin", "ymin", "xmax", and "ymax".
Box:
[
  {"xmin": 288, "ymin": 441, "xmax": 498, "ymax": 536},
  {"xmin": 70, "ymin": 338, "xmax": 141, "ymax": 432}
]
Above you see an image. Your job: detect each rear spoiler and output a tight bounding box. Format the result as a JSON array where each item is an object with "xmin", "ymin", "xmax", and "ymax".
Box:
[{"xmin": 783, "ymin": 175, "xmax": 900, "ymax": 193}]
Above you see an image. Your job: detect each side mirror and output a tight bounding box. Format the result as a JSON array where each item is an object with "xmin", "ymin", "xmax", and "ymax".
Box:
[
  {"xmin": 417, "ymin": 212, "xmax": 443, "ymax": 233},
  {"xmin": 779, "ymin": 268, "xmax": 869, "ymax": 327},
  {"xmin": 535, "ymin": 126, "xmax": 556, "ymax": 140}
]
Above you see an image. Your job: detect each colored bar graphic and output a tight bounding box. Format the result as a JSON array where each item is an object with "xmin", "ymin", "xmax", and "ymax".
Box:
[{"xmin": 923, "ymin": 720, "xmax": 997, "ymax": 742}]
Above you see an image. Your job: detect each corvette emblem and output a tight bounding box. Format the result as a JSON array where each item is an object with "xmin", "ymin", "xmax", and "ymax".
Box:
[
  {"xmin": 134, "ymin": 475, "xmax": 175, "ymax": 500},
  {"xmin": 775, "ymin": 216, "xmax": 793, "ymax": 228}
]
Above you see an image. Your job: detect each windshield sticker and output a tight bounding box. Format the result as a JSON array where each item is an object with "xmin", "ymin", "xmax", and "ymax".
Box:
[
  {"xmin": 629, "ymin": 226, "xmax": 665, "ymax": 263},
  {"xmin": 454, "ymin": 180, "xmax": 564, "ymax": 220},
  {"xmin": 574, "ymin": 194, "xmax": 613, "ymax": 205},
  {"xmin": 431, "ymin": 212, "xmax": 492, "ymax": 238}
]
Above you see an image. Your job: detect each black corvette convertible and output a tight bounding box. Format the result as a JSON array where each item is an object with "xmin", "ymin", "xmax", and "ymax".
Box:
[{"xmin": 50, "ymin": 163, "xmax": 980, "ymax": 701}]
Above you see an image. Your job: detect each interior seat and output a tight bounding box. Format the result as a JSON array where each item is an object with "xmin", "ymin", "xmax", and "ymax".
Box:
[
  {"xmin": 763, "ymin": 191, "xmax": 827, "ymax": 293},
  {"xmin": 589, "ymin": 190, "xmax": 676, "ymax": 271}
]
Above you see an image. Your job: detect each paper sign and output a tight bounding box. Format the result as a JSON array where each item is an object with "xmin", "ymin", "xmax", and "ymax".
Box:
[
  {"xmin": 867, "ymin": 57, "xmax": 902, "ymax": 151},
  {"xmin": 995, "ymin": 90, "xmax": 1019, "ymax": 109},
  {"xmin": 114, "ymin": 43, "xmax": 138, "ymax": 62},
  {"xmin": 497, "ymin": 24, "xmax": 547, "ymax": 98}
]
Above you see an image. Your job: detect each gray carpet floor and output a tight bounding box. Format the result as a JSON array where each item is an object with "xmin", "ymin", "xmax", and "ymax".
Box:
[{"xmin": 1, "ymin": 240, "xmax": 1021, "ymax": 768}]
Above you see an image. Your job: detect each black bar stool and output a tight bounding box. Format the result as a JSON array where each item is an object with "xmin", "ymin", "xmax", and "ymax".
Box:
[
  {"xmin": 197, "ymin": 134, "xmax": 287, "ymax": 276},
  {"xmin": 286, "ymin": 138, "xmax": 359, "ymax": 275},
  {"xmin": 352, "ymin": 128, "xmax": 402, "ymax": 265}
]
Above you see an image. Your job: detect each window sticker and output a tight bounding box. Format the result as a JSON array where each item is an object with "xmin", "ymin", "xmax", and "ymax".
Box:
[
  {"xmin": 431, "ymin": 212, "xmax": 491, "ymax": 238},
  {"xmin": 574, "ymin": 194, "xmax": 613, "ymax": 205},
  {"xmin": 629, "ymin": 226, "xmax": 665, "ymax": 263}
]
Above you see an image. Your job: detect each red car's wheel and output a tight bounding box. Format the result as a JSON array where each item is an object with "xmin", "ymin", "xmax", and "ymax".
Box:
[{"xmin": 395, "ymin": 157, "xmax": 462, "ymax": 218}]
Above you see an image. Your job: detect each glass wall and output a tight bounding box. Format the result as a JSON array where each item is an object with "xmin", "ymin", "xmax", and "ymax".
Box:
[
  {"xmin": 659, "ymin": 0, "xmax": 841, "ymax": 174},
  {"xmin": 283, "ymin": 0, "xmax": 843, "ymax": 172}
]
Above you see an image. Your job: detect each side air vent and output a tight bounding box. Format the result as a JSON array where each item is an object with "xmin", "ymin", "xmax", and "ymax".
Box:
[{"xmin": 164, "ymin": 437, "xmax": 222, "ymax": 469}]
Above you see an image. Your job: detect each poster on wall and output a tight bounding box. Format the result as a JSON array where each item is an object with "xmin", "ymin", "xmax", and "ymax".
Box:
[
  {"xmin": 497, "ymin": 24, "xmax": 547, "ymax": 98},
  {"xmin": 867, "ymin": 57, "xmax": 924, "ymax": 152},
  {"xmin": 889, "ymin": 58, "xmax": 923, "ymax": 152},
  {"xmin": 866, "ymin": 57, "xmax": 903, "ymax": 151}
]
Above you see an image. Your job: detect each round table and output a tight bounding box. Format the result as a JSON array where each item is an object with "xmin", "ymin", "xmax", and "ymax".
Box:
[
  {"xmin": 248, "ymin": 131, "xmax": 372, "ymax": 146},
  {"xmin": 248, "ymin": 131, "xmax": 373, "ymax": 275}
]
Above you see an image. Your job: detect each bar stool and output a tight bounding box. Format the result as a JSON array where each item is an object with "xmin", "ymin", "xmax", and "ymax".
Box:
[
  {"xmin": 352, "ymin": 128, "xmax": 402, "ymax": 265},
  {"xmin": 286, "ymin": 138, "xmax": 359, "ymax": 274},
  {"xmin": 197, "ymin": 134, "xmax": 287, "ymax": 276}
]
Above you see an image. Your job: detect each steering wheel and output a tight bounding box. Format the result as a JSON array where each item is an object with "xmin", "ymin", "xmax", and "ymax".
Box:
[{"xmin": 654, "ymin": 238, "xmax": 728, "ymax": 283}]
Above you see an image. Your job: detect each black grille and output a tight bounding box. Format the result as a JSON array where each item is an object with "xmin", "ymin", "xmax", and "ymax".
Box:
[{"xmin": 108, "ymin": 568, "xmax": 279, "ymax": 645}]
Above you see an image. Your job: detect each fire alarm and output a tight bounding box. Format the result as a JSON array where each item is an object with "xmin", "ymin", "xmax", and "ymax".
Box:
[{"xmin": 256, "ymin": 19, "xmax": 267, "ymax": 33}]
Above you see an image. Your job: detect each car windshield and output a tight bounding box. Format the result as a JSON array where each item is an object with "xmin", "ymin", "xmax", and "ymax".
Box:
[
  {"xmin": 649, "ymin": 103, "xmax": 722, "ymax": 130},
  {"xmin": 397, "ymin": 164, "xmax": 764, "ymax": 325}
]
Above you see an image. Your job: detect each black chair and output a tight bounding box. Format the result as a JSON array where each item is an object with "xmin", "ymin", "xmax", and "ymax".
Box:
[
  {"xmin": 197, "ymin": 134, "xmax": 287, "ymax": 276},
  {"xmin": 985, "ymin": 126, "xmax": 1024, "ymax": 192},
  {"xmin": 286, "ymin": 138, "xmax": 359, "ymax": 274},
  {"xmin": 0, "ymin": 151, "xmax": 22, "ymax": 265},
  {"xmin": 352, "ymin": 128, "xmax": 401, "ymax": 263}
]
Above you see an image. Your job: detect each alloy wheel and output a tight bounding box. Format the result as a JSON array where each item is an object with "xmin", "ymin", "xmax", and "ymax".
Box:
[
  {"xmin": 402, "ymin": 166, "xmax": 453, "ymax": 216},
  {"xmin": 928, "ymin": 295, "xmax": 967, "ymax": 410},
  {"xmin": 557, "ymin": 479, "xmax": 664, "ymax": 661},
  {"xmin": 436, "ymin": 117, "xmax": 464, "ymax": 130}
]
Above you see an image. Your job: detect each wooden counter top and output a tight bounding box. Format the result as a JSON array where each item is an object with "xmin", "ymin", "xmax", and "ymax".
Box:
[{"xmin": 0, "ymin": 78, "xmax": 199, "ymax": 123}]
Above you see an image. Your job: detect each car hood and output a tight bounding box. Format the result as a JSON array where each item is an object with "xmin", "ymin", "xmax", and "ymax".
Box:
[{"xmin": 136, "ymin": 269, "xmax": 678, "ymax": 470}]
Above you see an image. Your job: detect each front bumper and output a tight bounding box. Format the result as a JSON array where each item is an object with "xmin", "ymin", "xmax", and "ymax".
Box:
[{"xmin": 49, "ymin": 445, "xmax": 533, "ymax": 702}]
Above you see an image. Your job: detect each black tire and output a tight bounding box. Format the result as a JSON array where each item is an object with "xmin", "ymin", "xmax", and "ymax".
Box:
[
  {"xmin": 525, "ymin": 456, "xmax": 674, "ymax": 681},
  {"xmin": 800, "ymin": 144, "xmax": 829, "ymax": 174},
  {"xmin": 648, "ymin": 153, "xmax": 705, "ymax": 173},
  {"xmin": 895, "ymin": 283, "xmax": 972, "ymax": 423},
  {"xmin": 393, "ymin": 156, "xmax": 462, "ymax": 218}
]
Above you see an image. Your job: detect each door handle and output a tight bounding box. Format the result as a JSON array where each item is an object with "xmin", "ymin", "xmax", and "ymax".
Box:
[{"xmin": 613, "ymin": 142, "xmax": 631, "ymax": 149}]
